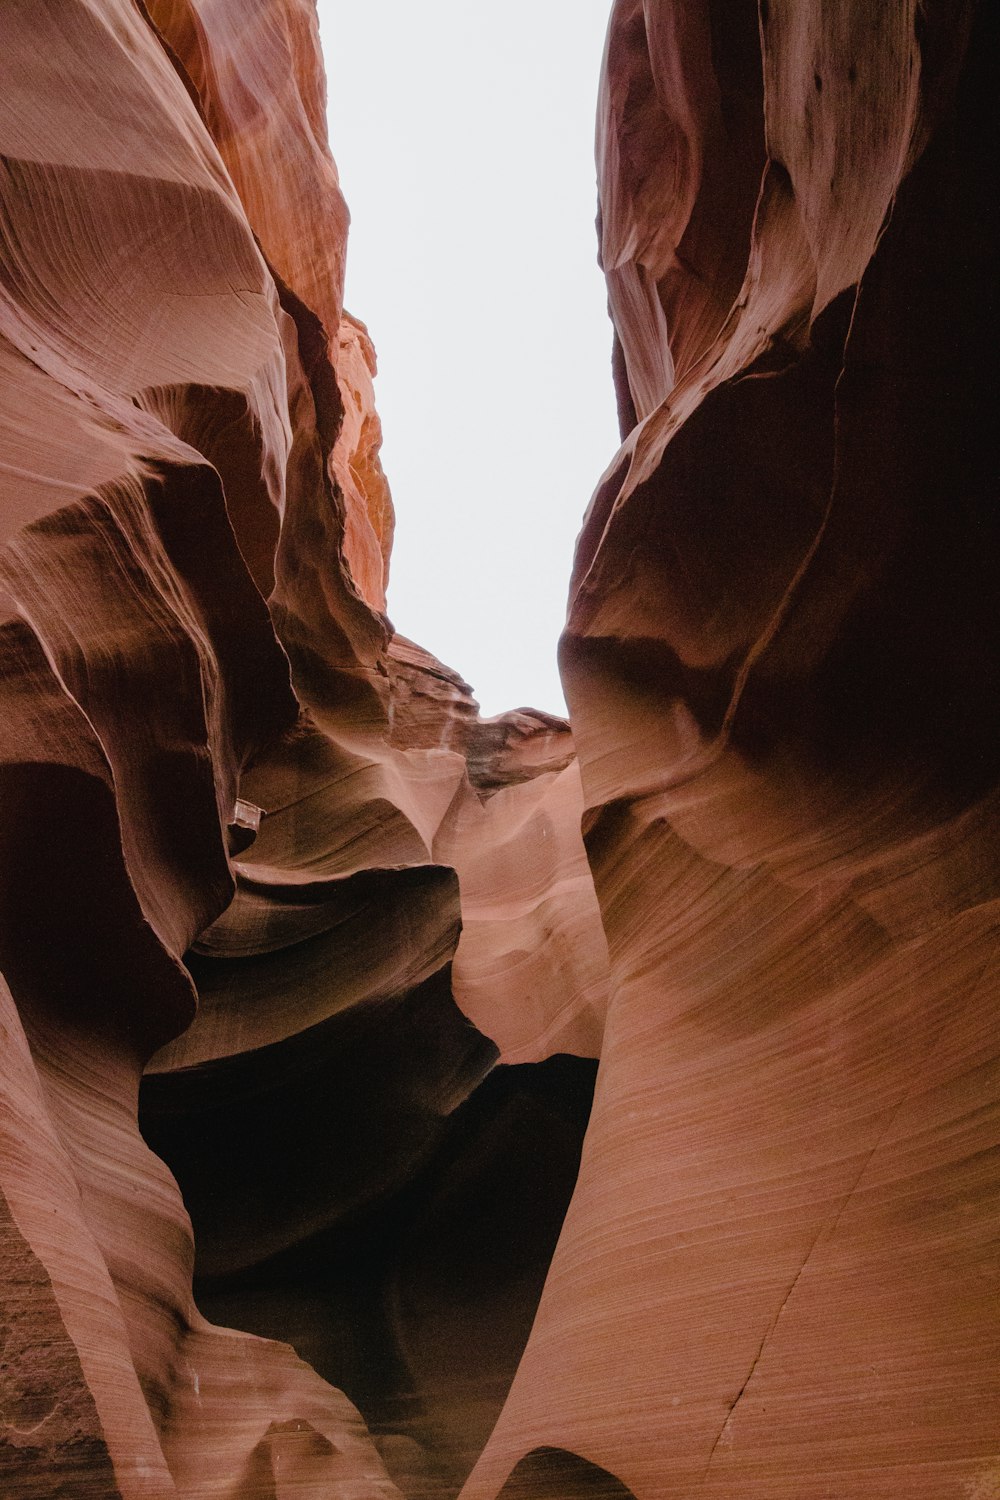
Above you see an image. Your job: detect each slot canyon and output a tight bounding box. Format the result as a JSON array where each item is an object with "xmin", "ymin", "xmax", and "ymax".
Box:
[{"xmin": 0, "ymin": 1, "xmax": 997, "ymax": 1497}]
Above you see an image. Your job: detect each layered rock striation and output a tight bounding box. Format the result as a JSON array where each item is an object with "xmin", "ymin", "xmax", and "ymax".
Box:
[
  {"xmin": 1, "ymin": 1, "xmax": 997, "ymax": 1498},
  {"xmin": 465, "ymin": 3, "xmax": 1000, "ymax": 1495}
]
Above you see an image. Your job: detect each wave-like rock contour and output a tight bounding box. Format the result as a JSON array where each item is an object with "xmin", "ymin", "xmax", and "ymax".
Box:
[{"xmin": 0, "ymin": 1, "xmax": 996, "ymax": 1498}]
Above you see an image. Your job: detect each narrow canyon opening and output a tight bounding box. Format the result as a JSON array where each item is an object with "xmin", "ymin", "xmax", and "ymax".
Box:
[{"xmin": 0, "ymin": 3, "xmax": 996, "ymax": 1500}]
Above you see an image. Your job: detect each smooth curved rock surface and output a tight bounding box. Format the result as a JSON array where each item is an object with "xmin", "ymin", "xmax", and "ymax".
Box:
[
  {"xmin": 463, "ymin": 2, "xmax": 999, "ymax": 1497},
  {"xmin": 0, "ymin": 2, "xmax": 608, "ymax": 1492},
  {"xmin": 1, "ymin": 0, "xmax": 997, "ymax": 1498}
]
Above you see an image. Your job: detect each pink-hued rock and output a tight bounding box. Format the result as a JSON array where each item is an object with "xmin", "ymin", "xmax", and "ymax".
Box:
[
  {"xmin": 1, "ymin": 0, "xmax": 997, "ymax": 1497},
  {"xmin": 0, "ymin": 3, "xmax": 609, "ymax": 1490},
  {"xmin": 145, "ymin": 0, "xmax": 394, "ymax": 611},
  {"xmin": 462, "ymin": 2, "xmax": 999, "ymax": 1497}
]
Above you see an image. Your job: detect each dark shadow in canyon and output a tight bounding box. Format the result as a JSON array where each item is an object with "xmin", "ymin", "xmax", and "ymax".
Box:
[{"xmin": 141, "ymin": 1009, "xmax": 597, "ymax": 1495}]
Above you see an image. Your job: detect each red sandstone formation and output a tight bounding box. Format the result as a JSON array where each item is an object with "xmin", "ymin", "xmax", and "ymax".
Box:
[
  {"xmin": 0, "ymin": 1, "xmax": 996, "ymax": 1498},
  {"xmin": 464, "ymin": 3, "xmax": 1000, "ymax": 1496}
]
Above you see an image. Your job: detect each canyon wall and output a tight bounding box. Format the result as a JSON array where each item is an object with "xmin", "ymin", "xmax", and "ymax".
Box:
[
  {"xmin": 465, "ymin": 3, "xmax": 1000, "ymax": 1495},
  {"xmin": 0, "ymin": 2, "xmax": 996, "ymax": 1498}
]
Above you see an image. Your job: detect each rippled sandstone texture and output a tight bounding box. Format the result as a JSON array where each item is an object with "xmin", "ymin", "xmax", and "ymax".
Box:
[
  {"xmin": 0, "ymin": 1, "xmax": 997, "ymax": 1499},
  {"xmin": 464, "ymin": 2, "xmax": 1000, "ymax": 1496}
]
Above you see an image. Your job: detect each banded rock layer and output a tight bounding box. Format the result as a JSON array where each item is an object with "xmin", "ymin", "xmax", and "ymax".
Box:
[
  {"xmin": 465, "ymin": 3, "xmax": 1000, "ymax": 1495},
  {"xmin": 0, "ymin": 1, "xmax": 997, "ymax": 1499},
  {"xmin": 0, "ymin": 1, "xmax": 607, "ymax": 1494}
]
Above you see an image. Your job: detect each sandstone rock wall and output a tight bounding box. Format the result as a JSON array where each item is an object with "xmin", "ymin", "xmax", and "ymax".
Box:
[
  {"xmin": 464, "ymin": 2, "xmax": 999, "ymax": 1495},
  {"xmin": 0, "ymin": 1, "xmax": 996, "ymax": 1498},
  {"xmin": 0, "ymin": 2, "xmax": 606, "ymax": 1494}
]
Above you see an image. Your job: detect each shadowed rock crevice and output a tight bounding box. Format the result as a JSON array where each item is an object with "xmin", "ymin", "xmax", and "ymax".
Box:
[
  {"xmin": 144, "ymin": 1055, "xmax": 598, "ymax": 1494},
  {"xmin": 497, "ymin": 1449, "xmax": 636, "ymax": 1500}
]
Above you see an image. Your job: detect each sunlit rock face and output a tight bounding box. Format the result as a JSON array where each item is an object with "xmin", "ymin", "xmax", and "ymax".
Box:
[{"xmin": 0, "ymin": 2, "xmax": 996, "ymax": 1500}]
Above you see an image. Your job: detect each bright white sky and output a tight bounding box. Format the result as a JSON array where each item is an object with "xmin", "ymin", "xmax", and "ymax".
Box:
[{"xmin": 318, "ymin": 2, "xmax": 620, "ymax": 716}]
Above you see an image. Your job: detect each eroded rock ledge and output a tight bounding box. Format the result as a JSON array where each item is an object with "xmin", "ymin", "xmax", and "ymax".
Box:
[{"xmin": 0, "ymin": 2, "xmax": 996, "ymax": 1498}]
